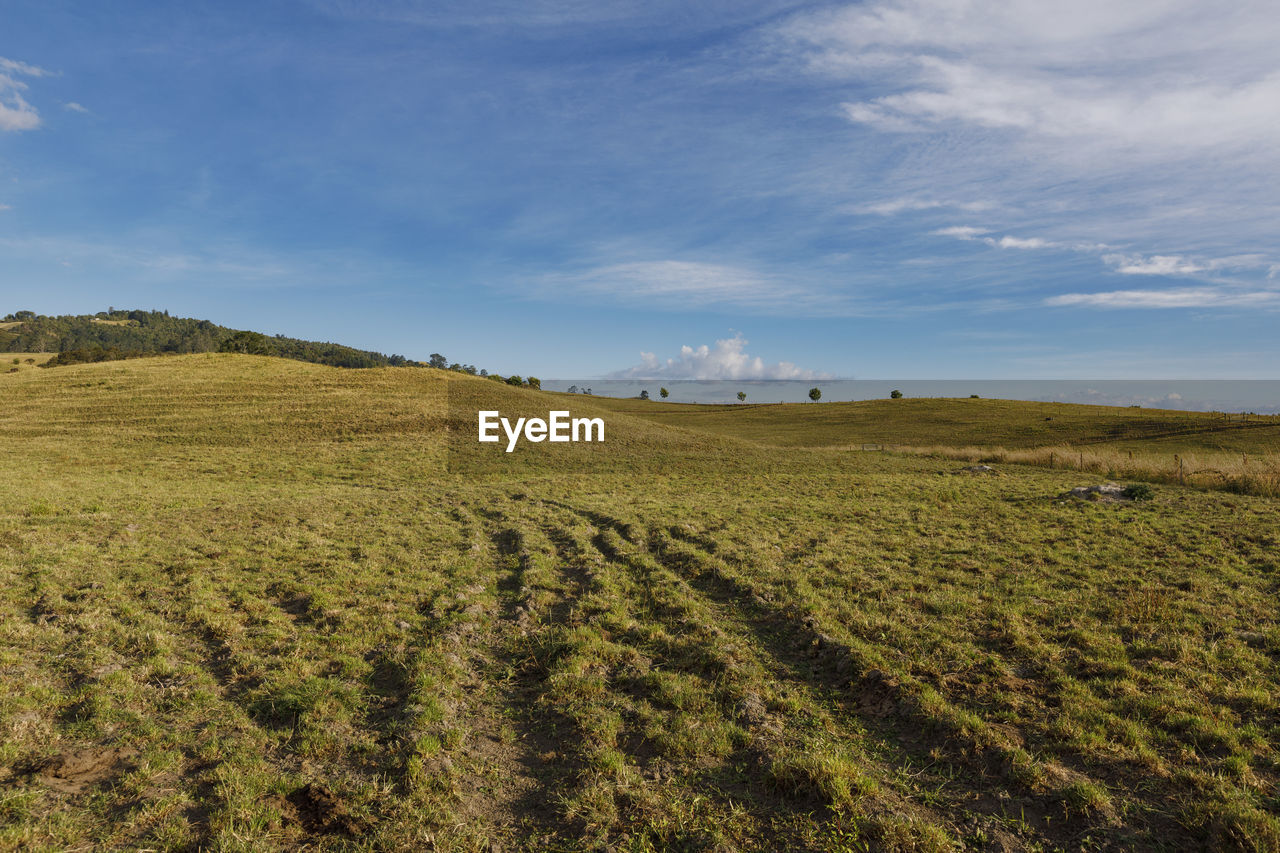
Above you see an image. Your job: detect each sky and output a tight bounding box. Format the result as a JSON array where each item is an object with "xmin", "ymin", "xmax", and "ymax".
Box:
[{"xmin": 2, "ymin": 0, "xmax": 1278, "ymax": 379}]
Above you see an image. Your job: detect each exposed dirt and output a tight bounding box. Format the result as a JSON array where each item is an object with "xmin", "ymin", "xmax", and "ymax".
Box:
[
  {"xmin": 269, "ymin": 782, "xmax": 361, "ymax": 836},
  {"xmin": 29, "ymin": 745, "xmax": 139, "ymax": 794}
]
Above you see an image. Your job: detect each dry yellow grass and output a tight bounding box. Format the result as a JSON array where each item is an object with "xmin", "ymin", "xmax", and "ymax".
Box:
[
  {"xmin": 0, "ymin": 353, "xmax": 54, "ymax": 375},
  {"xmin": 896, "ymin": 444, "xmax": 1280, "ymax": 497}
]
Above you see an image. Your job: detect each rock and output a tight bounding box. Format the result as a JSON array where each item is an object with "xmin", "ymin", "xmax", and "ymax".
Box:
[
  {"xmin": 959, "ymin": 464, "xmax": 998, "ymax": 475},
  {"xmin": 1059, "ymin": 483, "xmax": 1130, "ymax": 502},
  {"xmin": 734, "ymin": 692, "xmax": 768, "ymax": 726}
]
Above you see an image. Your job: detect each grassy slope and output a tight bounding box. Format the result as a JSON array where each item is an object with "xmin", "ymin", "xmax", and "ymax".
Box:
[
  {"xmin": 0, "ymin": 354, "xmax": 54, "ymax": 376},
  {"xmin": 1, "ymin": 355, "xmax": 1278, "ymax": 852}
]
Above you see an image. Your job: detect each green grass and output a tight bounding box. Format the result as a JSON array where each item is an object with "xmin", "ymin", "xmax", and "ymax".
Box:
[{"xmin": 1, "ymin": 355, "xmax": 1278, "ymax": 851}]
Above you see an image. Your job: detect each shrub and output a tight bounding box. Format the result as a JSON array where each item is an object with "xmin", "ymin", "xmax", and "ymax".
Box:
[
  {"xmin": 526, "ymin": 376, "xmax": 541, "ymax": 390},
  {"xmin": 659, "ymin": 387, "xmax": 668, "ymax": 399},
  {"xmin": 808, "ymin": 387, "xmax": 821, "ymax": 402},
  {"xmin": 1122, "ymin": 483, "xmax": 1155, "ymax": 501},
  {"xmin": 890, "ymin": 389, "xmax": 903, "ymax": 399},
  {"xmin": 506, "ymin": 375, "xmax": 523, "ymax": 386},
  {"xmin": 737, "ymin": 391, "xmax": 746, "ymax": 402}
]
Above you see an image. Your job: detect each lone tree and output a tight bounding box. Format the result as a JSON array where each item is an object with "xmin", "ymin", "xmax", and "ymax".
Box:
[
  {"xmin": 640, "ymin": 389, "xmax": 650, "ymax": 400},
  {"xmin": 737, "ymin": 391, "xmax": 746, "ymax": 402},
  {"xmin": 659, "ymin": 387, "xmax": 668, "ymax": 399},
  {"xmin": 808, "ymin": 387, "xmax": 821, "ymax": 402},
  {"xmin": 890, "ymin": 389, "xmax": 903, "ymax": 399}
]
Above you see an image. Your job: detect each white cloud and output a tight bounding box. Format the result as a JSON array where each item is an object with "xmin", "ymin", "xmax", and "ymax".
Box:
[
  {"xmin": 933, "ymin": 227, "xmax": 1056, "ymax": 249},
  {"xmin": 992, "ymin": 236, "xmax": 1051, "ymax": 250},
  {"xmin": 857, "ymin": 197, "xmax": 995, "ymax": 216},
  {"xmin": 610, "ymin": 333, "xmax": 827, "ymax": 379},
  {"xmin": 931, "ymin": 225, "xmax": 989, "ymax": 240},
  {"xmin": 0, "ymin": 203, "xmax": 11, "ymax": 211},
  {"xmin": 64, "ymin": 102, "xmax": 89, "ymax": 114},
  {"xmin": 1102, "ymin": 253, "xmax": 1203, "ymax": 275},
  {"xmin": 1046, "ymin": 288, "xmax": 1280, "ymax": 308},
  {"xmin": 0, "ymin": 57, "xmax": 49, "ymax": 132},
  {"xmin": 782, "ymin": 1, "xmax": 1280, "ymax": 157}
]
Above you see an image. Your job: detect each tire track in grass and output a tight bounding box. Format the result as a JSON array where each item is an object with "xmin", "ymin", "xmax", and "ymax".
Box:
[
  {"xmin": 525, "ymin": 507, "xmax": 775, "ymax": 850},
  {"xmin": 438, "ymin": 501, "xmax": 595, "ymax": 849},
  {"xmin": 664, "ymin": 523, "xmax": 1229, "ymax": 848},
  {"xmin": 547, "ymin": 501, "xmax": 948, "ymax": 851},
  {"xmin": 651, "ymin": 525, "xmax": 1166, "ymax": 850}
]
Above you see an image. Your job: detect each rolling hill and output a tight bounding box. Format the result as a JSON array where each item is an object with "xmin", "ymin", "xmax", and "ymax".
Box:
[{"xmin": 0, "ymin": 309, "xmax": 470, "ymax": 371}]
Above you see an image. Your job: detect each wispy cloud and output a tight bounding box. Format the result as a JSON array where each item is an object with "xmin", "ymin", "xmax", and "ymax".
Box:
[
  {"xmin": 537, "ymin": 259, "xmax": 848, "ymax": 314},
  {"xmin": 931, "ymin": 225, "xmax": 989, "ymax": 240},
  {"xmin": 933, "ymin": 224, "xmax": 1272, "ymax": 288},
  {"xmin": 781, "ymin": 1, "xmax": 1280, "ymax": 157},
  {"xmin": 1102, "ymin": 254, "xmax": 1203, "ymax": 276},
  {"xmin": 856, "ymin": 197, "xmax": 995, "ymax": 216},
  {"xmin": 0, "ymin": 56, "xmax": 50, "ymax": 132},
  {"xmin": 64, "ymin": 101, "xmax": 89, "ymax": 114},
  {"xmin": 772, "ymin": 0, "xmax": 1280, "ymax": 309},
  {"xmin": 610, "ymin": 333, "xmax": 828, "ymax": 380},
  {"xmin": 1046, "ymin": 288, "xmax": 1280, "ymax": 309}
]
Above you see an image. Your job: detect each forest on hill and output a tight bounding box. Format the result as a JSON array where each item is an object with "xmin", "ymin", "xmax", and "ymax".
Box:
[{"xmin": 0, "ymin": 309, "xmax": 480, "ymax": 372}]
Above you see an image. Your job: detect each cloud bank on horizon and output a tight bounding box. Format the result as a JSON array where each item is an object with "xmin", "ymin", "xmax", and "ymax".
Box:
[{"xmin": 610, "ymin": 335, "xmax": 827, "ymax": 380}]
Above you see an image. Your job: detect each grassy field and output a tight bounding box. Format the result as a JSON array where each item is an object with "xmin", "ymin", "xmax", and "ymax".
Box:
[
  {"xmin": 581, "ymin": 395, "xmax": 1280, "ymax": 497},
  {"xmin": 2, "ymin": 355, "xmax": 1278, "ymax": 851},
  {"xmin": 1, "ymin": 353, "xmax": 54, "ymax": 375}
]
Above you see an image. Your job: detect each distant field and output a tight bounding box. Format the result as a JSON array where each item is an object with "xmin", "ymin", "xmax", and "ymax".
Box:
[
  {"xmin": 1, "ymin": 355, "xmax": 1277, "ymax": 851},
  {"xmin": 0, "ymin": 353, "xmax": 54, "ymax": 374},
  {"xmin": 575, "ymin": 394, "xmax": 1280, "ymax": 453},
  {"xmin": 579, "ymin": 394, "xmax": 1280, "ymax": 497}
]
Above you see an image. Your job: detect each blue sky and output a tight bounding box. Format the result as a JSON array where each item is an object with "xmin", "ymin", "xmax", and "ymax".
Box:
[{"xmin": 2, "ymin": 0, "xmax": 1278, "ymax": 378}]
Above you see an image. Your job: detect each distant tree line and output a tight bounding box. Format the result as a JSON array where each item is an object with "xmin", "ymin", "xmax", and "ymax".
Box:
[
  {"xmin": 486, "ymin": 373, "xmax": 541, "ymax": 390},
  {"xmin": 1, "ymin": 309, "xmax": 486, "ymax": 374}
]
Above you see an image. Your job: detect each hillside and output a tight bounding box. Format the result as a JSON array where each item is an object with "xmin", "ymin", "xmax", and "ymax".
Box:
[
  {"xmin": 2, "ymin": 356, "xmax": 1278, "ymax": 851},
  {"xmin": 0, "ymin": 309, "xmax": 467, "ymax": 371}
]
